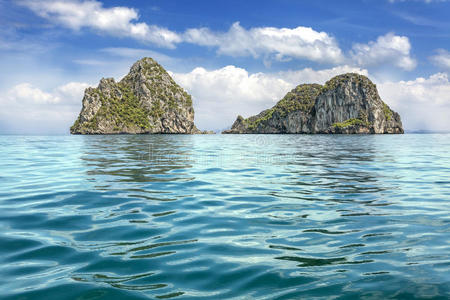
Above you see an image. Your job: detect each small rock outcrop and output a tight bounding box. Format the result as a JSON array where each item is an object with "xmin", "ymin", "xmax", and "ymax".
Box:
[
  {"xmin": 71, "ymin": 57, "xmax": 207, "ymax": 134},
  {"xmin": 223, "ymin": 73, "xmax": 403, "ymax": 134}
]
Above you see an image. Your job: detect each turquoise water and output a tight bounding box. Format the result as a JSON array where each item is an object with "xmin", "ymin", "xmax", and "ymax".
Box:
[{"xmin": 0, "ymin": 134, "xmax": 449, "ymax": 299}]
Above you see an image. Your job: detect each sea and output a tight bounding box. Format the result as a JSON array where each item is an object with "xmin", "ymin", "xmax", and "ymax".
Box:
[{"xmin": 0, "ymin": 134, "xmax": 449, "ymax": 299}]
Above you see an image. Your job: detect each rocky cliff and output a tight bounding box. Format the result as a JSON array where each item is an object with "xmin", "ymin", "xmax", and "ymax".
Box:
[
  {"xmin": 70, "ymin": 57, "xmax": 208, "ymax": 134},
  {"xmin": 223, "ymin": 73, "xmax": 403, "ymax": 134}
]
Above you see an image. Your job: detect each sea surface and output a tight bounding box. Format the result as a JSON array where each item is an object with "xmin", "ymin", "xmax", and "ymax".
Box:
[{"xmin": 0, "ymin": 134, "xmax": 449, "ymax": 299}]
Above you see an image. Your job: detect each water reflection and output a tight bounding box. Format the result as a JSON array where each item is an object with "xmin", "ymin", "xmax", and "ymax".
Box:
[{"xmin": 81, "ymin": 135, "xmax": 195, "ymax": 183}]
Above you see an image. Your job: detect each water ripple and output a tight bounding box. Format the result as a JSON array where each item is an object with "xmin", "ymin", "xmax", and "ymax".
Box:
[{"xmin": 0, "ymin": 134, "xmax": 449, "ymax": 299}]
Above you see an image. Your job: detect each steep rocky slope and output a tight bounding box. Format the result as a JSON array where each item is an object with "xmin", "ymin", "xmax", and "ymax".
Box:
[
  {"xmin": 71, "ymin": 57, "xmax": 207, "ymax": 134},
  {"xmin": 223, "ymin": 73, "xmax": 403, "ymax": 134}
]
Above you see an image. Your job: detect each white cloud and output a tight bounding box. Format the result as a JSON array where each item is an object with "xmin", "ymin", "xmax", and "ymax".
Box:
[
  {"xmin": 6, "ymin": 81, "xmax": 90, "ymax": 105},
  {"xmin": 55, "ymin": 82, "xmax": 91, "ymax": 103},
  {"xmin": 19, "ymin": 1, "xmax": 420, "ymax": 72},
  {"xmin": 378, "ymin": 73, "xmax": 450, "ymax": 131},
  {"xmin": 7, "ymin": 83, "xmax": 61, "ymax": 104},
  {"xmin": 0, "ymin": 81, "xmax": 90, "ymax": 134},
  {"xmin": 172, "ymin": 66, "xmax": 290, "ymax": 130},
  {"xmin": 5, "ymin": 82, "xmax": 91, "ymax": 108},
  {"xmin": 430, "ymin": 49, "xmax": 450, "ymax": 70},
  {"xmin": 184, "ymin": 22, "xmax": 344, "ymax": 64},
  {"xmin": 172, "ymin": 65, "xmax": 367, "ymax": 130},
  {"xmin": 19, "ymin": 0, "xmax": 181, "ymax": 48},
  {"xmin": 20, "ymin": 1, "xmax": 344, "ymax": 64},
  {"xmin": 351, "ymin": 32, "xmax": 417, "ymax": 71}
]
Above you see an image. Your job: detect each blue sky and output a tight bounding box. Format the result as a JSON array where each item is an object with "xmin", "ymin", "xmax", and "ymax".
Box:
[{"xmin": 1, "ymin": 0, "xmax": 450, "ymax": 133}]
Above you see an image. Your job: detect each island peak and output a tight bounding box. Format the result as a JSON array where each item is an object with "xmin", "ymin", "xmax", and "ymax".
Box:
[
  {"xmin": 223, "ymin": 73, "xmax": 403, "ymax": 134},
  {"xmin": 70, "ymin": 57, "xmax": 210, "ymax": 134}
]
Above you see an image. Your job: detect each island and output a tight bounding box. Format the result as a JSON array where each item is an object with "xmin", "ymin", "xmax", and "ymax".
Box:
[
  {"xmin": 70, "ymin": 57, "xmax": 212, "ymax": 134},
  {"xmin": 222, "ymin": 73, "xmax": 403, "ymax": 134}
]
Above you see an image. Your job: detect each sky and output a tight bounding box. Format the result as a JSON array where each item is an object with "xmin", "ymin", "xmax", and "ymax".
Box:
[{"xmin": 1, "ymin": 0, "xmax": 450, "ymax": 134}]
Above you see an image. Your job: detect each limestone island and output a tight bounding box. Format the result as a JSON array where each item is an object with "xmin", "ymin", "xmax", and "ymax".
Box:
[
  {"xmin": 223, "ymin": 73, "xmax": 403, "ymax": 134},
  {"xmin": 71, "ymin": 57, "xmax": 212, "ymax": 134}
]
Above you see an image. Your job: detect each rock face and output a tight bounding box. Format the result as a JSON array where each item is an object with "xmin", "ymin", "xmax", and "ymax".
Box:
[
  {"xmin": 71, "ymin": 57, "xmax": 206, "ymax": 134},
  {"xmin": 223, "ymin": 73, "xmax": 403, "ymax": 134}
]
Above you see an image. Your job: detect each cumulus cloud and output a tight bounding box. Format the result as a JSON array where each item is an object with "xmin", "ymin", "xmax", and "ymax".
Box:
[
  {"xmin": 172, "ymin": 66, "xmax": 291, "ymax": 130},
  {"xmin": 19, "ymin": 1, "xmax": 418, "ymax": 72},
  {"xmin": 172, "ymin": 65, "xmax": 367, "ymax": 130},
  {"xmin": 0, "ymin": 81, "xmax": 90, "ymax": 134},
  {"xmin": 20, "ymin": 1, "xmax": 345, "ymax": 64},
  {"xmin": 351, "ymin": 32, "xmax": 417, "ymax": 71},
  {"xmin": 184, "ymin": 22, "xmax": 344, "ymax": 64},
  {"xmin": 7, "ymin": 83, "xmax": 61, "ymax": 104},
  {"xmin": 55, "ymin": 82, "xmax": 91, "ymax": 102},
  {"xmin": 378, "ymin": 73, "xmax": 450, "ymax": 131},
  {"xmin": 6, "ymin": 82, "xmax": 90, "ymax": 105},
  {"xmin": 21, "ymin": 2, "xmax": 418, "ymax": 72},
  {"xmin": 19, "ymin": 0, "xmax": 181, "ymax": 48},
  {"xmin": 430, "ymin": 49, "xmax": 450, "ymax": 70}
]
